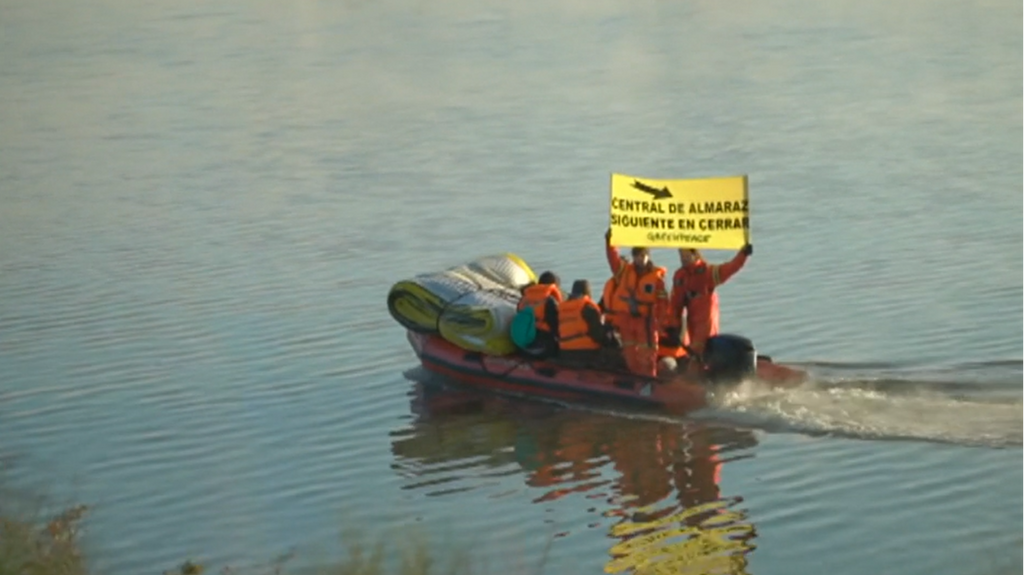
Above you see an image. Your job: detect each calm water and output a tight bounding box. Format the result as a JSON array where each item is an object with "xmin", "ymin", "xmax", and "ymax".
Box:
[{"xmin": 1, "ymin": 0, "xmax": 1021, "ymax": 573}]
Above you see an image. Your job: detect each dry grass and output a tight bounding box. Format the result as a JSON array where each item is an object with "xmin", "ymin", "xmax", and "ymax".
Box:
[
  {"xmin": 166, "ymin": 534, "xmax": 537, "ymax": 575},
  {"xmin": 0, "ymin": 501, "xmax": 544, "ymax": 575},
  {"xmin": 4, "ymin": 503, "xmax": 1020, "ymax": 575},
  {"xmin": 0, "ymin": 504, "xmax": 89, "ymax": 575}
]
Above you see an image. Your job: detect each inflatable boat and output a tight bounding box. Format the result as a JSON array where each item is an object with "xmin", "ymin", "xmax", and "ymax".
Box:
[
  {"xmin": 406, "ymin": 330, "xmax": 806, "ymax": 414},
  {"xmin": 390, "ymin": 253, "xmax": 807, "ymax": 414}
]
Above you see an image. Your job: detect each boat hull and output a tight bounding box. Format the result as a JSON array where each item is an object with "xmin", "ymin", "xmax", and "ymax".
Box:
[{"xmin": 407, "ymin": 331, "xmax": 806, "ymax": 414}]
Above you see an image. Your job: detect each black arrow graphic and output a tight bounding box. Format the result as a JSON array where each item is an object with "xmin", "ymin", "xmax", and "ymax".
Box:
[{"xmin": 631, "ymin": 179, "xmax": 673, "ymax": 200}]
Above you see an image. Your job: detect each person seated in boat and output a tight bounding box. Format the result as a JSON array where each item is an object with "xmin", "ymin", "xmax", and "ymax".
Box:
[
  {"xmin": 555, "ymin": 279, "xmax": 621, "ymax": 369},
  {"xmin": 604, "ymin": 228, "xmax": 669, "ymax": 378},
  {"xmin": 517, "ymin": 271, "xmax": 562, "ymax": 358},
  {"xmin": 656, "ymin": 327, "xmax": 690, "ymax": 377},
  {"xmin": 666, "ymin": 244, "xmax": 753, "ymax": 369},
  {"xmin": 517, "ymin": 271, "xmax": 563, "ymax": 311}
]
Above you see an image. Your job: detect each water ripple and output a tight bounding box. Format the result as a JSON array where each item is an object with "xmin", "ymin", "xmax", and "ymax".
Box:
[
  {"xmin": 389, "ymin": 380, "xmax": 765, "ymax": 572},
  {"xmin": 0, "ymin": 1, "xmax": 1020, "ymax": 574}
]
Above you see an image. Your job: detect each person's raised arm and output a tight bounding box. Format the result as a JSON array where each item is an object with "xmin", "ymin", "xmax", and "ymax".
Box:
[
  {"xmin": 605, "ymin": 228, "xmax": 624, "ymax": 275},
  {"xmin": 711, "ymin": 244, "xmax": 752, "ymax": 287}
]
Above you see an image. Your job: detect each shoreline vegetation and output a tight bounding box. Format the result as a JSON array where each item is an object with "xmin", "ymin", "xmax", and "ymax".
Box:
[
  {"xmin": 0, "ymin": 502, "xmax": 551, "ymax": 575},
  {"xmin": 8, "ymin": 501, "xmax": 1024, "ymax": 572},
  {"xmin": 0, "ymin": 500, "xmax": 1019, "ymax": 575},
  {"xmin": 0, "ymin": 503, "xmax": 89, "ymax": 575}
]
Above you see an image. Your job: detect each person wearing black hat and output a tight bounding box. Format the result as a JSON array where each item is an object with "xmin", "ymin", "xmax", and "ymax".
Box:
[
  {"xmin": 556, "ymin": 279, "xmax": 622, "ymax": 370},
  {"xmin": 516, "ymin": 270, "xmax": 563, "ymax": 358}
]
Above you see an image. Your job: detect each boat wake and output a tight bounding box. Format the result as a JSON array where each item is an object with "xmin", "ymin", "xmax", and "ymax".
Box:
[
  {"xmin": 697, "ymin": 360, "xmax": 1023, "ymax": 449},
  {"xmin": 404, "ymin": 360, "xmax": 1022, "ymax": 449}
]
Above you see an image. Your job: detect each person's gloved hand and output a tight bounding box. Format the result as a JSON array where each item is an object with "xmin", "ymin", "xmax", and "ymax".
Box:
[
  {"xmin": 605, "ymin": 228, "xmax": 612, "ymax": 243},
  {"xmin": 603, "ymin": 325, "xmax": 621, "ymax": 348},
  {"xmin": 741, "ymin": 243, "xmax": 753, "ymax": 256}
]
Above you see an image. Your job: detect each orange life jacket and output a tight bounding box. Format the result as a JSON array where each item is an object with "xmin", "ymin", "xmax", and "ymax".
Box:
[
  {"xmin": 657, "ymin": 337, "xmax": 688, "ymax": 359},
  {"xmin": 608, "ymin": 264, "xmax": 667, "ymax": 321},
  {"xmin": 557, "ymin": 296, "xmax": 602, "ymax": 351},
  {"xmin": 517, "ymin": 283, "xmax": 562, "ymax": 332}
]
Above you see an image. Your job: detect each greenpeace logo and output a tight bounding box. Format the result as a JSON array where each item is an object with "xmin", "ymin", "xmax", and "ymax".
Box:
[{"xmin": 646, "ymin": 232, "xmax": 712, "ymax": 244}]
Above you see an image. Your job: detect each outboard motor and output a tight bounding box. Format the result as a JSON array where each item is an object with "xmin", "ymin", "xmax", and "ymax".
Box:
[{"xmin": 702, "ymin": 334, "xmax": 757, "ymax": 384}]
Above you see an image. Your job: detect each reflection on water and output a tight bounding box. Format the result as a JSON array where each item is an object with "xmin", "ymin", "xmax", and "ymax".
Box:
[
  {"xmin": 0, "ymin": 0, "xmax": 1019, "ymax": 572},
  {"xmin": 391, "ymin": 371, "xmax": 761, "ymax": 574}
]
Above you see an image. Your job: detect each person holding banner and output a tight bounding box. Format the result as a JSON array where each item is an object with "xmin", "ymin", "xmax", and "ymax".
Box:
[
  {"xmin": 603, "ymin": 228, "xmax": 669, "ymax": 378},
  {"xmin": 666, "ymin": 244, "xmax": 753, "ymax": 363}
]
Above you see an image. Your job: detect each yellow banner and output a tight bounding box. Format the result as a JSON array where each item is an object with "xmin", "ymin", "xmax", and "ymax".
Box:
[{"xmin": 608, "ymin": 173, "xmax": 750, "ymax": 250}]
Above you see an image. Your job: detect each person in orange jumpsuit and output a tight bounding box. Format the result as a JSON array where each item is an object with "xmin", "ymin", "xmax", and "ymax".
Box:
[
  {"xmin": 666, "ymin": 244, "xmax": 752, "ymax": 362},
  {"xmin": 604, "ymin": 229, "xmax": 669, "ymax": 377}
]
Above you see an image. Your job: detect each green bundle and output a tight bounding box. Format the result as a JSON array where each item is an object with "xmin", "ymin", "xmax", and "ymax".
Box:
[{"xmin": 387, "ymin": 254, "xmax": 538, "ymax": 355}]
